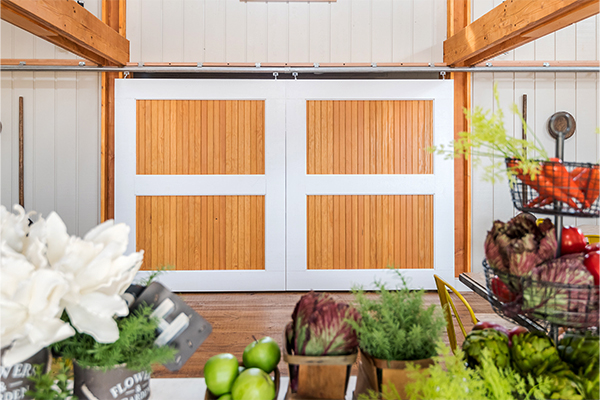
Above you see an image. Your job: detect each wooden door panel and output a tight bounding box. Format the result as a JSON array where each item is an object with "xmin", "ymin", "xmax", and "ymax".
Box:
[
  {"xmin": 137, "ymin": 196, "xmax": 265, "ymax": 271},
  {"xmin": 307, "ymin": 195, "xmax": 433, "ymax": 270},
  {"xmin": 307, "ymin": 100, "xmax": 433, "ymax": 175},
  {"xmin": 136, "ymin": 100, "xmax": 265, "ymax": 175}
]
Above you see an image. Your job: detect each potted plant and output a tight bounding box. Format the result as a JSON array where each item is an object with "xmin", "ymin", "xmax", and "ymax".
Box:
[
  {"xmin": 284, "ymin": 291, "xmax": 360, "ymax": 399},
  {"xmin": 349, "ymin": 272, "xmax": 445, "ymax": 399},
  {"xmin": 53, "ymin": 305, "xmax": 175, "ymax": 400},
  {"xmin": 0, "ymin": 205, "xmax": 145, "ymax": 400}
]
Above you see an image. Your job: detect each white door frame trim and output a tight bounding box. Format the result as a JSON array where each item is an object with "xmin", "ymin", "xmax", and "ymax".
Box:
[
  {"xmin": 114, "ymin": 79, "xmax": 287, "ymax": 291},
  {"xmin": 285, "ymin": 80, "xmax": 455, "ymax": 290}
]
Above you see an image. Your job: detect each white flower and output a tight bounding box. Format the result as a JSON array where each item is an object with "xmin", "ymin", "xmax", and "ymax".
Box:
[
  {"xmin": 45, "ymin": 213, "xmax": 144, "ymax": 343},
  {"xmin": 0, "ymin": 205, "xmax": 144, "ymax": 365},
  {"xmin": 0, "ymin": 263, "xmax": 75, "ymax": 366},
  {"xmin": 0, "ymin": 205, "xmax": 33, "ymax": 253}
]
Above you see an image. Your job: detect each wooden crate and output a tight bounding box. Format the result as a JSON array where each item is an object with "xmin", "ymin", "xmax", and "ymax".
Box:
[
  {"xmin": 284, "ymin": 352, "xmax": 357, "ymax": 400},
  {"xmin": 204, "ymin": 365, "xmax": 280, "ymax": 400},
  {"xmin": 354, "ymin": 350, "xmax": 433, "ymax": 399}
]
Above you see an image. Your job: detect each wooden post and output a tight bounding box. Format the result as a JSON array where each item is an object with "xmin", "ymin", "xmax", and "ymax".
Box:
[
  {"xmin": 448, "ymin": 0, "xmax": 472, "ymax": 276},
  {"xmin": 19, "ymin": 96, "xmax": 24, "ymax": 207},
  {"xmin": 101, "ymin": 0, "xmax": 126, "ymax": 221}
]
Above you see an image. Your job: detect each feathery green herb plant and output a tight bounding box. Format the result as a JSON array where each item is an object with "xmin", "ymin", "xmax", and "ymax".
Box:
[
  {"xmin": 53, "ymin": 305, "xmax": 176, "ymax": 372},
  {"xmin": 430, "ymin": 83, "xmax": 548, "ymax": 183},
  {"xmin": 358, "ymin": 344, "xmax": 553, "ymax": 400},
  {"xmin": 348, "ymin": 271, "xmax": 445, "ymax": 361},
  {"xmin": 26, "ymin": 359, "xmax": 76, "ymax": 400}
]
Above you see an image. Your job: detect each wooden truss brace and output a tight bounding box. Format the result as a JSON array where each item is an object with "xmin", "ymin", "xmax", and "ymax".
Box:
[
  {"xmin": 444, "ymin": 0, "xmax": 600, "ymax": 67},
  {"xmin": 1, "ymin": 0, "xmax": 129, "ymax": 66}
]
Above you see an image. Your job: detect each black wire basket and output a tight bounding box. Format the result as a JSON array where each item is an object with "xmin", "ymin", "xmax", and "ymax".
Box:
[
  {"xmin": 506, "ymin": 158, "xmax": 599, "ymax": 218},
  {"xmin": 483, "ymin": 259, "xmax": 599, "ymax": 330}
]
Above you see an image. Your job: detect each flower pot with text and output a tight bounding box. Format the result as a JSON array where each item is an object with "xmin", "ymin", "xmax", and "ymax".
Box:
[
  {"xmin": 354, "ymin": 350, "xmax": 434, "ymax": 400},
  {"xmin": 73, "ymin": 361, "xmax": 151, "ymax": 400},
  {"xmin": 0, "ymin": 347, "xmax": 51, "ymax": 400},
  {"xmin": 284, "ymin": 351, "xmax": 357, "ymax": 400}
]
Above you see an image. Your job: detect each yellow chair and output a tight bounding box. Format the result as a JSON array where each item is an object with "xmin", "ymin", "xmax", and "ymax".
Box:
[{"xmin": 434, "ymin": 274, "xmax": 478, "ymax": 353}]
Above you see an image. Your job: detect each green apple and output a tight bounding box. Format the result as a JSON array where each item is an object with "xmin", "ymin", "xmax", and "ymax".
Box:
[
  {"xmin": 231, "ymin": 368, "xmax": 275, "ymax": 400},
  {"xmin": 204, "ymin": 353, "xmax": 239, "ymax": 396},
  {"xmin": 242, "ymin": 337, "xmax": 281, "ymax": 373},
  {"xmin": 218, "ymin": 395, "xmax": 233, "ymax": 400}
]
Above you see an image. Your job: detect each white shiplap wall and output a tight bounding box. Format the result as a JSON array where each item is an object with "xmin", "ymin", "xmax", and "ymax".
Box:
[
  {"xmin": 126, "ymin": 0, "xmax": 447, "ymax": 64},
  {"xmin": 470, "ymin": 1, "xmax": 600, "ymax": 272},
  {"xmin": 0, "ymin": 0, "xmax": 101, "ymax": 236}
]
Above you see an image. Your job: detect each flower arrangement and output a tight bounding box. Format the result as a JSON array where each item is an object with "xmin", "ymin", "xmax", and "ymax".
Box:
[{"xmin": 0, "ymin": 205, "xmax": 144, "ymax": 367}]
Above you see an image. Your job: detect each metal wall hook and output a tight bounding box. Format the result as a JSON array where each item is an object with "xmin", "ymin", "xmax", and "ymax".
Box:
[
  {"xmin": 123, "ymin": 71, "xmax": 130, "ymax": 79},
  {"xmin": 440, "ymin": 71, "xmax": 446, "ymax": 80},
  {"xmin": 547, "ymin": 111, "xmax": 576, "ymax": 141},
  {"xmin": 292, "ymin": 72, "xmax": 298, "ymax": 80},
  {"xmin": 273, "ymin": 72, "xmax": 279, "ymax": 80}
]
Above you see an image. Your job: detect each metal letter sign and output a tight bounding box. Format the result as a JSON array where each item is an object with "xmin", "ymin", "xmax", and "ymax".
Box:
[{"xmin": 126, "ymin": 282, "xmax": 212, "ymax": 371}]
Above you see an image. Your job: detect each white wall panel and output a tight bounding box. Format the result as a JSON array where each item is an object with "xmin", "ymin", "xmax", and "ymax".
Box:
[
  {"xmin": 288, "ymin": 3, "xmax": 309, "ymax": 63},
  {"xmin": 392, "ymin": 0, "xmax": 413, "ymax": 62},
  {"xmin": 268, "ymin": 2, "xmax": 288, "ymax": 62},
  {"xmin": 126, "ymin": 0, "xmax": 447, "ymax": 64},
  {"xmin": 471, "ymin": 73, "xmax": 600, "ymax": 272},
  {"xmin": 371, "ymin": 0, "xmax": 393, "ymax": 63},
  {"xmin": 1, "ymin": 72, "xmax": 100, "ymax": 237},
  {"xmin": 183, "ymin": 0, "xmax": 205, "ymax": 62},
  {"xmin": 246, "ymin": 1, "xmax": 268, "ymax": 63},
  {"xmin": 330, "ymin": 0, "xmax": 351, "ymax": 63},
  {"xmin": 309, "ymin": 2, "xmax": 330, "ymax": 63}
]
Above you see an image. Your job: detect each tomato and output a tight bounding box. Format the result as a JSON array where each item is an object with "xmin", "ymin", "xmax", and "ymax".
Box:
[
  {"xmin": 584, "ymin": 251, "xmax": 600, "ymax": 285},
  {"xmin": 491, "ymin": 277, "xmax": 516, "ymax": 303},
  {"xmin": 561, "ymin": 226, "xmax": 587, "ymax": 255},
  {"xmin": 585, "ymin": 243, "xmax": 600, "ymax": 253}
]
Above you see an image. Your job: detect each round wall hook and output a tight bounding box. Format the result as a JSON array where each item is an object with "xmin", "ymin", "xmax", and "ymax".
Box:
[{"xmin": 547, "ymin": 111, "xmax": 576, "ymax": 140}]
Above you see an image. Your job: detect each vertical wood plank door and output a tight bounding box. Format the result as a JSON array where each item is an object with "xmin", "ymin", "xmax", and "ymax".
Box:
[
  {"xmin": 115, "ymin": 80, "xmax": 286, "ymax": 291},
  {"xmin": 286, "ymin": 81, "xmax": 455, "ymax": 290}
]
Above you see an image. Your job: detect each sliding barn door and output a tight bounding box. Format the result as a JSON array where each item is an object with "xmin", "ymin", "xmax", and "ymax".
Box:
[
  {"xmin": 115, "ymin": 80, "xmax": 286, "ymax": 291},
  {"xmin": 286, "ymin": 81, "xmax": 454, "ymax": 290}
]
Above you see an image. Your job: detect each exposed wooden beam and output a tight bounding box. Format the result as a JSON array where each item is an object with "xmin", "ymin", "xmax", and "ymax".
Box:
[
  {"xmin": 444, "ymin": 0, "xmax": 599, "ymax": 67},
  {"xmin": 101, "ymin": 0, "xmax": 125, "ymax": 222},
  {"xmin": 1, "ymin": 0, "xmax": 129, "ymax": 66},
  {"xmin": 448, "ymin": 0, "xmax": 472, "ymax": 277}
]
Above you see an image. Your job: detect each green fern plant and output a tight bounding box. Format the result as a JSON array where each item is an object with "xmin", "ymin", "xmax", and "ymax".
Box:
[
  {"xmin": 348, "ymin": 271, "xmax": 445, "ymax": 361},
  {"xmin": 52, "ymin": 305, "xmax": 176, "ymax": 372},
  {"xmin": 358, "ymin": 344, "xmax": 553, "ymax": 400},
  {"xmin": 26, "ymin": 359, "xmax": 77, "ymax": 400}
]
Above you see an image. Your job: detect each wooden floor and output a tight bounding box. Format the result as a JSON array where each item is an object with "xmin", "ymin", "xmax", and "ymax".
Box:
[{"xmin": 152, "ymin": 291, "xmax": 507, "ymax": 379}]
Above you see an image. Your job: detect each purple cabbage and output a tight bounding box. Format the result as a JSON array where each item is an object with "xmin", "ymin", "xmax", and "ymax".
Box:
[
  {"xmin": 286, "ymin": 292, "xmax": 360, "ymax": 392},
  {"xmin": 523, "ymin": 254, "xmax": 598, "ymax": 327},
  {"xmin": 484, "ymin": 214, "xmax": 557, "ymax": 276},
  {"xmin": 286, "ymin": 291, "xmax": 360, "ymax": 357}
]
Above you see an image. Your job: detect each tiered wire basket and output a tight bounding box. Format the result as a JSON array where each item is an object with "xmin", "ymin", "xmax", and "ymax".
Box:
[
  {"xmin": 483, "ymin": 119, "xmax": 599, "ymax": 339},
  {"xmin": 507, "ymin": 158, "xmax": 599, "ymax": 218},
  {"xmin": 483, "ymin": 259, "xmax": 599, "ymax": 330}
]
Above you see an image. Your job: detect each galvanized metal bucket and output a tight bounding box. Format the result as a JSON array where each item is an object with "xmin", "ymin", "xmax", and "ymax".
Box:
[
  {"xmin": 0, "ymin": 347, "xmax": 51, "ymax": 400},
  {"xmin": 73, "ymin": 361, "xmax": 151, "ymax": 400}
]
